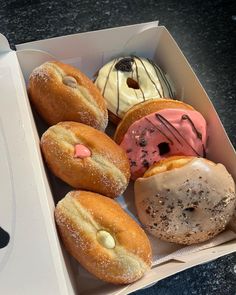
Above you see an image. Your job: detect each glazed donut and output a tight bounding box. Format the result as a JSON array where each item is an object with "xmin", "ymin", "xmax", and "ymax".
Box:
[
  {"xmin": 55, "ymin": 190, "xmax": 152, "ymax": 284},
  {"xmin": 135, "ymin": 156, "xmax": 236, "ymax": 245},
  {"xmin": 28, "ymin": 61, "xmax": 108, "ymax": 131},
  {"xmin": 41, "ymin": 122, "xmax": 130, "ymax": 198},
  {"xmin": 114, "ymin": 99, "xmax": 207, "ymax": 180},
  {"xmin": 95, "ymin": 56, "xmax": 175, "ymax": 124}
]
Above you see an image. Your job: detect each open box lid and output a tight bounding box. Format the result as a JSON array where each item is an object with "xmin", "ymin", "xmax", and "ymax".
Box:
[{"xmin": 0, "ymin": 34, "xmax": 74, "ymax": 294}]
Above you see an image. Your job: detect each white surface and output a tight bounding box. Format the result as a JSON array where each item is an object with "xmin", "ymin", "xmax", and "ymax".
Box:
[{"xmin": 0, "ymin": 36, "xmax": 74, "ymax": 295}]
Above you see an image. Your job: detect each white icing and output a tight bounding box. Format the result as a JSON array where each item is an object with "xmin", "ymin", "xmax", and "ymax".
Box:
[{"xmin": 95, "ymin": 56, "xmax": 175, "ymax": 118}]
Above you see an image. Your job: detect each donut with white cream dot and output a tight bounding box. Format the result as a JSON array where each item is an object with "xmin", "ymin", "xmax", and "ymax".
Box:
[
  {"xmin": 28, "ymin": 61, "xmax": 108, "ymax": 130},
  {"xmin": 55, "ymin": 190, "xmax": 152, "ymax": 284}
]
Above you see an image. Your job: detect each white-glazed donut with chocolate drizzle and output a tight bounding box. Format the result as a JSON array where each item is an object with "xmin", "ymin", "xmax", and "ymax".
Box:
[
  {"xmin": 95, "ymin": 56, "xmax": 175, "ymax": 123},
  {"xmin": 135, "ymin": 156, "xmax": 236, "ymax": 245}
]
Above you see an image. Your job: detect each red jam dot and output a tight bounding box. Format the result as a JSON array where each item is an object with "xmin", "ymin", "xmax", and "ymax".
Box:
[{"xmin": 74, "ymin": 144, "xmax": 91, "ymax": 158}]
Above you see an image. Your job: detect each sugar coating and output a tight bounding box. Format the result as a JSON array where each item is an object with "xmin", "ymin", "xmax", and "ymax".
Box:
[
  {"xmin": 55, "ymin": 192, "xmax": 151, "ymax": 283},
  {"xmin": 41, "ymin": 123, "xmax": 129, "ymax": 197},
  {"xmin": 30, "ymin": 61, "xmax": 108, "ymax": 131},
  {"xmin": 30, "ymin": 65, "xmax": 50, "ymax": 82}
]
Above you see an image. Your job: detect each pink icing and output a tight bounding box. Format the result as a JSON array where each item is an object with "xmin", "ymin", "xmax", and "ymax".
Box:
[
  {"xmin": 74, "ymin": 144, "xmax": 91, "ymax": 158},
  {"xmin": 120, "ymin": 108, "xmax": 207, "ymax": 179}
]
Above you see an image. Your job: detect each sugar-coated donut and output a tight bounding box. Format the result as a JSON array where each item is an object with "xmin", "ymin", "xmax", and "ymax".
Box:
[
  {"xmin": 28, "ymin": 61, "xmax": 108, "ymax": 131},
  {"xmin": 41, "ymin": 122, "xmax": 130, "ymax": 198},
  {"xmin": 95, "ymin": 56, "xmax": 175, "ymax": 124},
  {"xmin": 135, "ymin": 156, "xmax": 236, "ymax": 245},
  {"xmin": 55, "ymin": 191, "xmax": 152, "ymax": 284},
  {"xmin": 114, "ymin": 99, "xmax": 207, "ymax": 180}
]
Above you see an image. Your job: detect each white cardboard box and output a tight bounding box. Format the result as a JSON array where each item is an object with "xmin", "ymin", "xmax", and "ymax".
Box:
[{"xmin": 0, "ymin": 21, "xmax": 235, "ymax": 295}]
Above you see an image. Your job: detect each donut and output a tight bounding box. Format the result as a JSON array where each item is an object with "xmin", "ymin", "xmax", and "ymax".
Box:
[
  {"xmin": 28, "ymin": 61, "xmax": 108, "ymax": 131},
  {"xmin": 95, "ymin": 56, "xmax": 175, "ymax": 124},
  {"xmin": 134, "ymin": 156, "xmax": 236, "ymax": 245},
  {"xmin": 40, "ymin": 122, "xmax": 130, "ymax": 198},
  {"xmin": 114, "ymin": 99, "xmax": 207, "ymax": 180},
  {"xmin": 55, "ymin": 190, "xmax": 152, "ymax": 284},
  {"xmin": 228, "ymin": 209, "xmax": 236, "ymax": 232}
]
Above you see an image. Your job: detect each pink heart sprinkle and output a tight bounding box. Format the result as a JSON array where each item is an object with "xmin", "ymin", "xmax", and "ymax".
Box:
[{"xmin": 74, "ymin": 144, "xmax": 91, "ymax": 158}]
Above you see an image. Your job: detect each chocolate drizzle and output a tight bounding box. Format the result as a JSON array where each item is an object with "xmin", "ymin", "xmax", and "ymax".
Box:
[
  {"xmin": 155, "ymin": 114, "xmax": 182, "ymax": 145},
  {"xmin": 148, "ymin": 59, "xmax": 164, "ymax": 96},
  {"xmin": 116, "ymin": 70, "xmax": 120, "ymax": 115},
  {"xmin": 133, "ymin": 55, "xmax": 162, "ymax": 97},
  {"xmin": 145, "ymin": 117, "xmax": 173, "ymax": 144},
  {"xmin": 132, "ymin": 68, "xmax": 138, "ymax": 99},
  {"xmin": 133, "ymin": 58, "xmax": 145, "ymax": 101},
  {"xmin": 182, "ymin": 114, "xmax": 206, "ymax": 157},
  {"xmin": 182, "ymin": 114, "xmax": 202, "ymax": 139},
  {"xmin": 148, "ymin": 58, "xmax": 174, "ymax": 98},
  {"xmin": 155, "ymin": 113, "xmax": 202, "ymax": 156},
  {"xmin": 102, "ymin": 58, "xmax": 117, "ymax": 96}
]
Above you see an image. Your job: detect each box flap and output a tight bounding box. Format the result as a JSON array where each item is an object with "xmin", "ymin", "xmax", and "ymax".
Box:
[
  {"xmin": 0, "ymin": 37, "xmax": 74, "ymax": 294},
  {"xmin": 16, "ymin": 49, "xmax": 56, "ymax": 82},
  {"xmin": 0, "ymin": 34, "xmax": 11, "ymax": 53},
  {"xmin": 16, "ymin": 21, "xmax": 159, "ymax": 77}
]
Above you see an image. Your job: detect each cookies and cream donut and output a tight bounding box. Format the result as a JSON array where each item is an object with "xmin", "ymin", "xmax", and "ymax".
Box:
[
  {"xmin": 41, "ymin": 122, "xmax": 130, "ymax": 198},
  {"xmin": 114, "ymin": 99, "xmax": 207, "ymax": 180},
  {"xmin": 55, "ymin": 190, "xmax": 152, "ymax": 284},
  {"xmin": 28, "ymin": 61, "xmax": 108, "ymax": 130},
  {"xmin": 135, "ymin": 156, "xmax": 236, "ymax": 245},
  {"xmin": 95, "ymin": 56, "xmax": 175, "ymax": 124}
]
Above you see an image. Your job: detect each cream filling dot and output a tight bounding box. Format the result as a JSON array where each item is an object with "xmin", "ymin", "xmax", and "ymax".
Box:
[
  {"xmin": 62, "ymin": 75, "xmax": 77, "ymax": 88},
  {"xmin": 97, "ymin": 230, "xmax": 116, "ymax": 249}
]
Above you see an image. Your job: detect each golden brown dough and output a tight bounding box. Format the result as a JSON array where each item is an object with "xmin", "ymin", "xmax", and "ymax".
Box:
[
  {"xmin": 55, "ymin": 190, "xmax": 152, "ymax": 284},
  {"xmin": 28, "ymin": 61, "xmax": 108, "ymax": 131},
  {"xmin": 41, "ymin": 121, "xmax": 130, "ymax": 198}
]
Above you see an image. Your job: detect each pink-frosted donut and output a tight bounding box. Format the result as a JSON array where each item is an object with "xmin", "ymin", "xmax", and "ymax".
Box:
[{"xmin": 119, "ymin": 108, "xmax": 207, "ymax": 179}]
